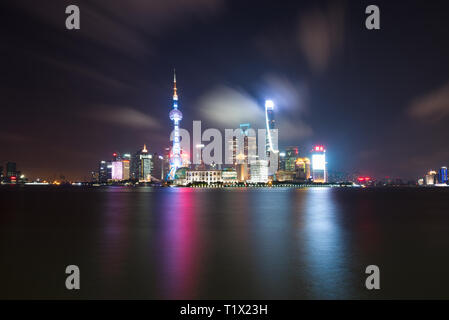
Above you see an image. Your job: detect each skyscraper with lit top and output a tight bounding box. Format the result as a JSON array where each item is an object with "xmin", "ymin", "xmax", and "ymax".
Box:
[
  {"xmin": 311, "ymin": 145, "xmax": 327, "ymax": 183},
  {"xmin": 168, "ymin": 69, "xmax": 183, "ymax": 180}
]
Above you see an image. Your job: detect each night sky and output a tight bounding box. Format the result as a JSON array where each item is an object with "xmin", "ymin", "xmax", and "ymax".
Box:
[{"xmin": 2, "ymin": 0, "xmax": 449, "ymax": 180}]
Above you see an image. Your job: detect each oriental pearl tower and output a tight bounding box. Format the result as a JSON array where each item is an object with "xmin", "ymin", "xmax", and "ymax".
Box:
[{"xmin": 167, "ymin": 69, "xmax": 183, "ymax": 180}]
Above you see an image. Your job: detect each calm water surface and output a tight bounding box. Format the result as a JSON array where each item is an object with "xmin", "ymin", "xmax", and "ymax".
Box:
[{"xmin": 1, "ymin": 186, "xmax": 449, "ymax": 299}]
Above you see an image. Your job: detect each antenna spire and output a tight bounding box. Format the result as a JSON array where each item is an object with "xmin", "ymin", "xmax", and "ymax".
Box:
[{"xmin": 173, "ymin": 68, "xmax": 178, "ymax": 101}]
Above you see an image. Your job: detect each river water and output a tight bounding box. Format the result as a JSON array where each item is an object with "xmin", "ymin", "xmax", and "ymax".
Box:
[{"xmin": 1, "ymin": 186, "xmax": 448, "ymax": 299}]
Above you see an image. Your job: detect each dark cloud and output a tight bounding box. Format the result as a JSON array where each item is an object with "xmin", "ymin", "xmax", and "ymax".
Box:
[
  {"xmin": 297, "ymin": 2, "xmax": 345, "ymax": 73},
  {"xmin": 86, "ymin": 105, "xmax": 162, "ymax": 129},
  {"xmin": 409, "ymin": 82, "xmax": 449, "ymax": 121}
]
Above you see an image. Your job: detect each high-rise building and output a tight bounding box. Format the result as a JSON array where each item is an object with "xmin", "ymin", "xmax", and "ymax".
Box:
[
  {"xmin": 311, "ymin": 145, "xmax": 327, "ymax": 183},
  {"xmin": 152, "ymin": 153, "xmax": 164, "ymax": 181},
  {"xmin": 278, "ymin": 152, "xmax": 286, "ymax": 171},
  {"xmin": 438, "ymin": 167, "xmax": 448, "ymax": 184},
  {"xmin": 133, "ymin": 145, "xmax": 153, "ymax": 182},
  {"xmin": 6, "ymin": 162, "xmax": 17, "ymax": 177},
  {"xmin": 122, "ymin": 160, "xmax": 130, "ymax": 180},
  {"xmin": 240, "ymin": 124, "xmax": 257, "ymax": 165},
  {"xmin": 98, "ymin": 160, "xmax": 109, "ymax": 183},
  {"xmin": 285, "ymin": 147, "xmax": 299, "ymax": 172},
  {"xmin": 227, "ymin": 124, "xmax": 257, "ymax": 170},
  {"xmin": 228, "ymin": 135, "xmax": 238, "ymax": 166},
  {"xmin": 168, "ymin": 70, "xmax": 183, "ymax": 180},
  {"xmin": 250, "ymin": 160, "xmax": 268, "ymax": 183},
  {"xmin": 111, "ymin": 161, "xmax": 123, "ymax": 180},
  {"xmin": 162, "ymin": 147, "xmax": 171, "ymax": 180},
  {"xmin": 0, "ymin": 165, "xmax": 3, "ymax": 181},
  {"xmin": 265, "ymin": 100, "xmax": 276, "ymax": 157}
]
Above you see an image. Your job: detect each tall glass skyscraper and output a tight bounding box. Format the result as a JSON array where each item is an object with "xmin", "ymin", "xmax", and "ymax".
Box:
[{"xmin": 265, "ymin": 100, "xmax": 277, "ymax": 157}]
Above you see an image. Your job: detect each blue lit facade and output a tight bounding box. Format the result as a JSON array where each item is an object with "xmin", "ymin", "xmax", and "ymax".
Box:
[
  {"xmin": 168, "ymin": 70, "xmax": 183, "ymax": 180},
  {"xmin": 439, "ymin": 167, "xmax": 448, "ymax": 184}
]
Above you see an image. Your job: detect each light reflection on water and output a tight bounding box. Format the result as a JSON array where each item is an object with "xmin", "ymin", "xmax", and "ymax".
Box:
[
  {"xmin": 299, "ymin": 188, "xmax": 350, "ymax": 299},
  {"xmin": 2, "ymin": 186, "xmax": 449, "ymax": 299},
  {"xmin": 157, "ymin": 188, "xmax": 202, "ymax": 299}
]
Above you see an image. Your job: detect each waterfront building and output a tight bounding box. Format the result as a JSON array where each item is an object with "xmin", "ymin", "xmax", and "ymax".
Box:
[
  {"xmin": 236, "ymin": 163, "xmax": 249, "ymax": 182},
  {"xmin": 295, "ymin": 157, "xmax": 311, "ymax": 181},
  {"xmin": 276, "ymin": 170, "xmax": 295, "ymax": 182},
  {"xmin": 425, "ymin": 170, "xmax": 437, "ymax": 185},
  {"xmin": 438, "ymin": 167, "xmax": 448, "ymax": 184},
  {"xmin": 174, "ymin": 167, "xmax": 189, "ymax": 185},
  {"xmin": 311, "ymin": 145, "xmax": 327, "ymax": 183},
  {"xmin": 222, "ymin": 168, "xmax": 238, "ymax": 184},
  {"xmin": 168, "ymin": 70, "xmax": 183, "ymax": 180},
  {"xmin": 185, "ymin": 169, "xmax": 222, "ymax": 185},
  {"xmin": 250, "ymin": 160, "xmax": 268, "ymax": 183}
]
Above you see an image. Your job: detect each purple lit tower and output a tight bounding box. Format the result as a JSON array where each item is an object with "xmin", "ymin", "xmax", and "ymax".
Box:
[{"xmin": 167, "ymin": 69, "xmax": 183, "ymax": 180}]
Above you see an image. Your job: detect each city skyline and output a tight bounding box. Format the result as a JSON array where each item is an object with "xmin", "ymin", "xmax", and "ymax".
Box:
[
  {"xmin": 3, "ymin": 0, "xmax": 449, "ymax": 303},
  {"xmin": 2, "ymin": 0, "xmax": 449, "ymax": 181}
]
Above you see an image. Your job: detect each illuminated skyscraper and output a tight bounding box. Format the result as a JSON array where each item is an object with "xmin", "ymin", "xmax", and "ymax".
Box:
[
  {"xmin": 285, "ymin": 147, "xmax": 299, "ymax": 172},
  {"xmin": 137, "ymin": 145, "xmax": 153, "ymax": 182},
  {"xmin": 168, "ymin": 69, "xmax": 183, "ymax": 180},
  {"xmin": 439, "ymin": 167, "xmax": 448, "ymax": 184},
  {"xmin": 311, "ymin": 145, "xmax": 327, "ymax": 183},
  {"xmin": 265, "ymin": 100, "xmax": 277, "ymax": 157},
  {"xmin": 98, "ymin": 160, "xmax": 108, "ymax": 183}
]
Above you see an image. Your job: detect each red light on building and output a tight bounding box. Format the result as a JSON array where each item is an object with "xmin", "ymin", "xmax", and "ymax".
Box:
[{"xmin": 113, "ymin": 153, "xmax": 117, "ymax": 157}]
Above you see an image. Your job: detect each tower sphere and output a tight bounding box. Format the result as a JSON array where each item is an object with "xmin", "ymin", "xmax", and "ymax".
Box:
[{"xmin": 169, "ymin": 108, "xmax": 183, "ymax": 121}]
